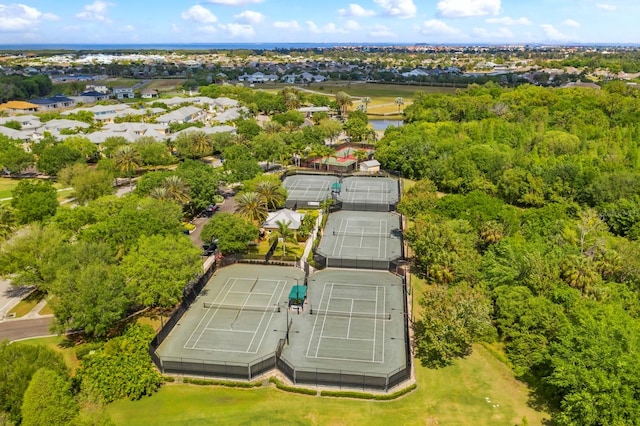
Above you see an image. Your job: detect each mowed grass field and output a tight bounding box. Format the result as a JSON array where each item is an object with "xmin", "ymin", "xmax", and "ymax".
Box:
[
  {"xmin": 104, "ymin": 344, "xmax": 546, "ymax": 426},
  {"xmin": 0, "ymin": 177, "xmax": 70, "ymax": 200}
]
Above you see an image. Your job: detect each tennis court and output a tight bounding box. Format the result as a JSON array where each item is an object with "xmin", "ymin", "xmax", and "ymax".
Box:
[
  {"xmin": 316, "ymin": 210, "xmax": 403, "ymax": 269},
  {"xmin": 337, "ymin": 176, "xmax": 400, "ymax": 212},
  {"xmin": 283, "ymin": 174, "xmax": 339, "ymax": 208},
  {"xmin": 280, "ymin": 269, "xmax": 408, "ymax": 387},
  {"xmin": 156, "ymin": 264, "xmax": 304, "ymax": 378}
]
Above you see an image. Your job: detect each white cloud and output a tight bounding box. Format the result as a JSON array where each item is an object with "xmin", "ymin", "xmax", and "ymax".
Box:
[
  {"xmin": 473, "ymin": 27, "xmax": 514, "ymax": 39},
  {"xmin": 0, "ymin": 4, "xmax": 58, "ymax": 31},
  {"xmin": 199, "ymin": 25, "xmax": 217, "ymax": 34},
  {"xmin": 369, "ymin": 24, "xmax": 396, "ymax": 37},
  {"xmin": 486, "ymin": 16, "xmax": 530, "ymax": 26},
  {"xmin": 373, "ymin": 0, "xmax": 417, "ymax": 18},
  {"xmin": 219, "ymin": 23, "xmax": 255, "ymax": 37},
  {"xmin": 540, "ymin": 24, "xmax": 570, "ymax": 41},
  {"xmin": 338, "ymin": 4, "xmax": 376, "ymax": 17},
  {"xmin": 171, "ymin": 24, "xmax": 181, "ymax": 33},
  {"xmin": 306, "ymin": 21, "xmax": 346, "ymax": 34},
  {"xmin": 121, "ymin": 24, "xmax": 135, "ymax": 32},
  {"xmin": 75, "ymin": 0, "xmax": 112, "ymax": 22},
  {"xmin": 205, "ymin": 0, "xmax": 263, "ymax": 5},
  {"xmin": 562, "ymin": 19, "xmax": 580, "ymax": 27},
  {"xmin": 273, "ymin": 20, "xmax": 301, "ymax": 30},
  {"xmin": 420, "ymin": 19, "xmax": 459, "ymax": 35},
  {"xmin": 182, "ymin": 5, "xmax": 217, "ymax": 24},
  {"xmin": 234, "ymin": 10, "xmax": 264, "ymax": 24},
  {"xmin": 596, "ymin": 3, "xmax": 616, "ymax": 11},
  {"xmin": 437, "ymin": 0, "xmax": 500, "ymax": 18},
  {"xmin": 345, "ymin": 20, "xmax": 361, "ymax": 31}
]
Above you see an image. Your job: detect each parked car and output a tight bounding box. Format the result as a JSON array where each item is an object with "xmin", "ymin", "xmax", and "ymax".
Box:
[{"xmin": 203, "ymin": 204, "xmax": 219, "ymax": 217}]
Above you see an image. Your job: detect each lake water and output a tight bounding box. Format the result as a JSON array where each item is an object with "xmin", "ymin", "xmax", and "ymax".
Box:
[{"xmin": 370, "ymin": 119, "xmax": 404, "ymax": 131}]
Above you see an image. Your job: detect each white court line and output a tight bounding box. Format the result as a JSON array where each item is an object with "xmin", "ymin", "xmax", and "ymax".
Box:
[
  {"xmin": 185, "ymin": 277, "xmax": 238, "ymax": 349},
  {"xmin": 382, "ymin": 286, "xmax": 386, "ymax": 363},
  {"xmin": 307, "ymin": 353, "xmax": 384, "ymax": 364},
  {"xmin": 205, "ymin": 327, "xmax": 255, "ymax": 334},
  {"xmin": 250, "ymin": 280, "xmax": 288, "ymax": 353},
  {"xmin": 346, "ymin": 299, "xmax": 354, "ymax": 338},
  {"xmin": 331, "ymin": 296, "xmax": 377, "ymax": 302},
  {"xmin": 373, "ymin": 286, "xmax": 379, "ymax": 362},
  {"xmin": 321, "ymin": 335, "xmax": 375, "ymax": 343},
  {"xmin": 314, "ymin": 283, "xmax": 334, "ymax": 358},
  {"xmin": 306, "ymin": 282, "xmax": 329, "ymax": 357},
  {"xmin": 228, "ymin": 291, "xmax": 276, "ymax": 296}
]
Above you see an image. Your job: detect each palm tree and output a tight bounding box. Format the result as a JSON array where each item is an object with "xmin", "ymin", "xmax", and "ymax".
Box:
[
  {"xmin": 560, "ymin": 255, "xmax": 600, "ymax": 296},
  {"xmin": 394, "ymin": 96, "xmax": 404, "ymax": 113},
  {"xmin": 189, "ymin": 131, "xmax": 213, "ymax": 158},
  {"xmin": 263, "ymin": 121, "xmax": 282, "ymax": 135},
  {"xmin": 361, "ymin": 96, "xmax": 371, "ymax": 113},
  {"xmin": 354, "ymin": 149, "xmax": 368, "ymax": 170},
  {"xmin": 234, "ymin": 192, "xmax": 268, "ymax": 224},
  {"xmin": 284, "ymin": 91, "xmax": 300, "ymax": 110},
  {"xmin": 335, "ymin": 91, "xmax": 352, "ymax": 117},
  {"xmin": 269, "ymin": 219, "xmax": 297, "ymax": 258},
  {"xmin": 113, "ymin": 145, "xmax": 141, "ymax": 187},
  {"xmin": 255, "ymin": 180, "xmax": 285, "ymax": 210},
  {"xmin": 149, "ymin": 186, "xmax": 170, "ymax": 201},
  {"xmin": 162, "ymin": 175, "xmax": 191, "ymax": 204}
]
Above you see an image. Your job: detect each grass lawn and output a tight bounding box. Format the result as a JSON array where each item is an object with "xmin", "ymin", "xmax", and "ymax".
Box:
[
  {"xmin": 105, "ymin": 342, "xmax": 547, "ymax": 426},
  {"xmin": 16, "ymin": 336, "xmax": 79, "ymax": 372},
  {"xmin": 7, "ymin": 290, "xmax": 40, "ymax": 318},
  {"xmin": 0, "ymin": 178, "xmax": 72, "ymax": 200}
]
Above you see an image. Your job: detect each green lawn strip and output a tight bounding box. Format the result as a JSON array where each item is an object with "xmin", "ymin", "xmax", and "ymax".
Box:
[
  {"xmin": 7, "ymin": 290, "xmax": 41, "ymax": 318},
  {"xmin": 106, "ymin": 344, "xmax": 548, "ymax": 425}
]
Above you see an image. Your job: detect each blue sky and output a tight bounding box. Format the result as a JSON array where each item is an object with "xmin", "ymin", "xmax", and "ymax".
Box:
[{"xmin": 0, "ymin": 0, "xmax": 638, "ymax": 45}]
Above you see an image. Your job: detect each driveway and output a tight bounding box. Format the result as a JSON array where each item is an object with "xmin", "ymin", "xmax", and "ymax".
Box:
[
  {"xmin": 189, "ymin": 195, "xmax": 236, "ymax": 248},
  {"xmin": 0, "ymin": 279, "xmax": 31, "ymax": 321}
]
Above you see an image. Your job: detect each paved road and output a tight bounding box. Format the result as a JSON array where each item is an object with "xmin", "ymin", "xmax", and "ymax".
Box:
[{"xmin": 0, "ymin": 317, "xmax": 54, "ymax": 342}]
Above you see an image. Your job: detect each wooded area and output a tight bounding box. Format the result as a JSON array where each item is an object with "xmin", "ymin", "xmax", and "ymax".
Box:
[{"xmin": 381, "ymin": 82, "xmax": 640, "ymax": 425}]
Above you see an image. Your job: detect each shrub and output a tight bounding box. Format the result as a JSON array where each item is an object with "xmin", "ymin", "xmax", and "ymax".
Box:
[
  {"xmin": 320, "ymin": 383, "xmax": 417, "ymax": 400},
  {"xmin": 183, "ymin": 377, "xmax": 261, "ymax": 388},
  {"xmin": 269, "ymin": 377, "xmax": 317, "ymax": 395},
  {"xmin": 213, "ymin": 195, "xmax": 224, "ymax": 204}
]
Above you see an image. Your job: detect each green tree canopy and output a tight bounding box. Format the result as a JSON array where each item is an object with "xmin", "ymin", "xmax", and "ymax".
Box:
[
  {"xmin": 21, "ymin": 368, "xmax": 78, "ymax": 426},
  {"xmin": 200, "ymin": 212, "xmax": 258, "ymax": 254},
  {"xmin": 120, "ymin": 234, "xmax": 201, "ymax": 308},
  {"xmin": 36, "ymin": 144, "xmax": 83, "ymax": 176},
  {"xmin": 10, "ymin": 179, "xmax": 58, "ymax": 224}
]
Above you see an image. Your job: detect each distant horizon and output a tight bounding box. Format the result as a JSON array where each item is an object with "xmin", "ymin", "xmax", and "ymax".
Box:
[
  {"xmin": 1, "ymin": 41, "xmax": 640, "ymax": 52},
  {"xmin": 1, "ymin": 1, "xmax": 640, "ymax": 45}
]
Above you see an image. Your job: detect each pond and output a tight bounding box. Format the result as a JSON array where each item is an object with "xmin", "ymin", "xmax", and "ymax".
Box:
[{"xmin": 369, "ymin": 119, "xmax": 404, "ymax": 131}]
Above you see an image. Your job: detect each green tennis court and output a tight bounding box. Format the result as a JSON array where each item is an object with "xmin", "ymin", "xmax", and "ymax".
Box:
[
  {"xmin": 283, "ymin": 174, "xmax": 339, "ymax": 208},
  {"xmin": 337, "ymin": 176, "xmax": 400, "ymax": 211},
  {"xmin": 316, "ymin": 210, "xmax": 403, "ymax": 269}
]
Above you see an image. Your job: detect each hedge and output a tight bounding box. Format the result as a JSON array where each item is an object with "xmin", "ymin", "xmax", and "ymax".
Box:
[
  {"xmin": 268, "ymin": 377, "xmax": 317, "ymax": 396},
  {"xmin": 320, "ymin": 383, "xmax": 417, "ymax": 400},
  {"xmin": 183, "ymin": 378, "xmax": 262, "ymax": 388}
]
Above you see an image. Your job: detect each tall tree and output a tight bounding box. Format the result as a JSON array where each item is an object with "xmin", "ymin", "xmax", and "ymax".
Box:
[
  {"xmin": 234, "ymin": 191, "xmax": 269, "ymax": 224},
  {"xmin": 120, "ymin": 234, "xmax": 201, "ymax": 308},
  {"xmin": 394, "ymin": 96, "xmax": 404, "ymax": 113},
  {"xmin": 269, "ymin": 219, "xmax": 297, "ymax": 258},
  {"xmin": 200, "ymin": 212, "xmax": 259, "ymax": 254},
  {"xmin": 414, "ymin": 284, "xmax": 493, "ymax": 368},
  {"xmin": 161, "ymin": 175, "xmax": 191, "ymax": 205},
  {"xmin": 113, "ymin": 145, "xmax": 141, "ymax": 186},
  {"xmin": 334, "ymin": 91, "xmax": 352, "ymax": 117},
  {"xmin": 10, "ymin": 179, "xmax": 58, "ymax": 224},
  {"xmin": 254, "ymin": 180, "xmax": 286, "ymax": 211},
  {"xmin": 21, "ymin": 368, "xmax": 79, "ymax": 426}
]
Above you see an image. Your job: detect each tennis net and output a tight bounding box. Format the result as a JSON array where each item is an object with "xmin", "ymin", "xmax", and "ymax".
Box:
[
  {"xmin": 203, "ymin": 302, "xmax": 281, "ymax": 313},
  {"xmin": 345, "ymin": 187, "xmax": 391, "ymax": 193},
  {"xmin": 310, "ymin": 308, "xmax": 390, "ymax": 320},
  {"xmin": 332, "ymin": 230, "xmax": 393, "ymax": 238},
  {"xmin": 288, "ymin": 185, "xmax": 331, "ymax": 190}
]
